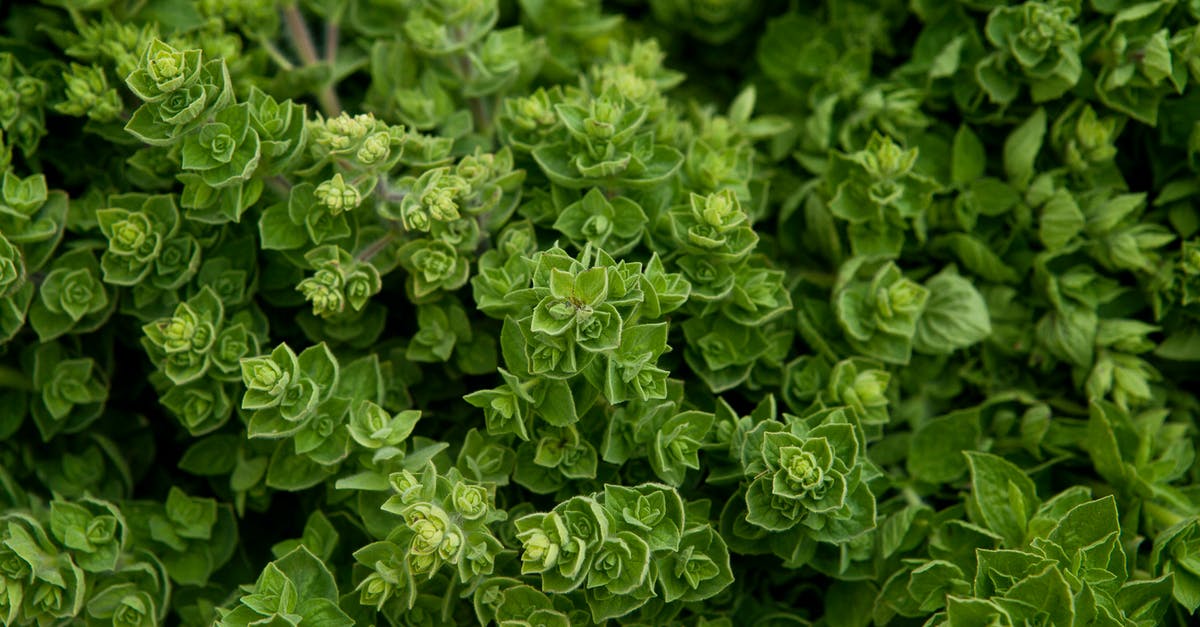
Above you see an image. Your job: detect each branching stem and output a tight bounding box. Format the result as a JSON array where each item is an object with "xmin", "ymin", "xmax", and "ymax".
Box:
[{"xmin": 283, "ymin": 3, "xmax": 342, "ymax": 117}]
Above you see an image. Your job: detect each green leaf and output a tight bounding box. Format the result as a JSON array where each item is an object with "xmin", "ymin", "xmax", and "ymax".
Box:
[
  {"xmin": 1003, "ymin": 108, "xmax": 1046, "ymax": 189},
  {"xmin": 951, "ymin": 125, "xmax": 986, "ymax": 184},
  {"xmin": 965, "ymin": 451, "xmax": 1038, "ymax": 547},
  {"xmin": 908, "ymin": 408, "xmax": 981, "ymax": 484},
  {"xmin": 179, "ymin": 435, "xmax": 241, "ymax": 475},
  {"xmin": 913, "ymin": 267, "xmax": 992, "ymax": 355},
  {"xmin": 259, "ymin": 203, "xmax": 308, "ymax": 250}
]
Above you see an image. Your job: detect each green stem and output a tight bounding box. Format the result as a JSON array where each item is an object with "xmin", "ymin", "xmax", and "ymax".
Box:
[
  {"xmin": 282, "ymin": 3, "xmax": 342, "ymax": 117},
  {"xmin": 257, "ymin": 36, "xmax": 296, "ymax": 71},
  {"xmin": 283, "ymin": 4, "xmax": 320, "ymax": 65},
  {"xmin": 0, "ymin": 365, "xmax": 33, "ymax": 391},
  {"xmin": 1145, "ymin": 500, "xmax": 1186, "ymax": 528},
  {"xmin": 469, "ymin": 96, "xmax": 491, "ymax": 136},
  {"xmin": 901, "ymin": 486, "xmax": 925, "ymax": 508},
  {"xmin": 267, "ymin": 175, "xmax": 293, "ymax": 198},
  {"xmin": 324, "ymin": 20, "xmax": 339, "ymax": 66},
  {"xmin": 355, "ymin": 232, "xmax": 399, "ymax": 263}
]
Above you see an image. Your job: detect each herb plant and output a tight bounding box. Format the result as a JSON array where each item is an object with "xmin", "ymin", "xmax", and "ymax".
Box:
[{"xmin": 2, "ymin": 0, "xmax": 1200, "ymax": 625}]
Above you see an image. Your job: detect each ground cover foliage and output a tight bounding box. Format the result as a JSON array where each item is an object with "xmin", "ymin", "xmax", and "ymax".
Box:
[{"xmin": 2, "ymin": 0, "xmax": 1200, "ymax": 624}]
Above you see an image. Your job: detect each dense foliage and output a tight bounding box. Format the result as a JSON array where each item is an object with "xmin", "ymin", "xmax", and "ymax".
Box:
[{"xmin": 3, "ymin": 0, "xmax": 1200, "ymax": 625}]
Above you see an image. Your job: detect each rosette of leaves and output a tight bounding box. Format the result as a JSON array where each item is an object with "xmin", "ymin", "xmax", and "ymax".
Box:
[
  {"xmin": 348, "ymin": 400, "xmax": 421, "ymax": 451},
  {"xmin": 448, "ymin": 149, "xmax": 528, "ymax": 224},
  {"xmin": 0, "ymin": 231, "xmax": 31, "ymax": 342},
  {"xmin": 680, "ymin": 313, "xmax": 774, "ymax": 392},
  {"xmin": 240, "ymin": 343, "xmax": 393, "ymax": 490},
  {"xmin": 922, "ymin": 456, "xmax": 1178, "ymax": 625},
  {"xmin": 157, "ymin": 375, "xmax": 237, "ymax": 436},
  {"xmin": 825, "ymin": 134, "xmax": 939, "ymax": 257},
  {"xmin": 0, "ymin": 512, "xmax": 86, "ymax": 626},
  {"xmin": 396, "ymin": 237, "xmax": 472, "ymax": 301},
  {"xmin": 401, "ymin": 0, "xmax": 499, "ymax": 58},
  {"xmin": 141, "ymin": 286, "xmax": 227, "ymax": 385},
  {"xmin": 455, "ymin": 428, "xmax": 517, "ymax": 486},
  {"xmin": 245, "ymin": 86, "xmax": 308, "ymax": 176},
  {"xmin": 515, "ymin": 495, "xmax": 610, "ymax": 594},
  {"xmin": 47, "ymin": 496, "xmax": 126, "ymax": 573},
  {"xmin": 1049, "ymin": 102, "xmax": 1125, "ymax": 173},
  {"xmin": 656, "ymin": 525, "xmax": 734, "ymax": 605},
  {"xmin": 1092, "ymin": 0, "xmax": 1188, "ymax": 125},
  {"xmin": 307, "ymin": 112, "xmax": 406, "ymax": 174},
  {"xmin": 1152, "ymin": 516, "xmax": 1200, "ymax": 613},
  {"xmin": 471, "ymin": 221, "xmax": 541, "ymax": 316},
  {"xmin": 514, "ymin": 424, "xmax": 600, "ymax": 493},
  {"xmin": 395, "ymin": 167, "xmax": 473, "ymax": 232},
  {"xmin": 23, "ymin": 341, "xmax": 109, "ymax": 441},
  {"xmin": 384, "ymin": 155, "xmax": 521, "ymax": 259},
  {"xmin": 54, "ymin": 61, "xmax": 121, "ymax": 124},
  {"xmin": 0, "ymin": 170, "xmax": 67, "ymax": 272},
  {"xmin": 553, "ymin": 187, "xmax": 647, "ymax": 255},
  {"xmin": 832, "ymin": 257, "xmax": 930, "ymax": 365},
  {"xmin": 497, "ymin": 244, "xmax": 673, "ymax": 391},
  {"xmin": 407, "ymin": 301, "xmax": 463, "ymax": 362},
  {"xmin": 467, "ymin": 27, "xmax": 547, "ymax": 100},
  {"xmin": 497, "ymin": 86, "xmax": 567, "ymax": 151},
  {"xmin": 179, "ymin": 102, "xmax": 262, "ymax": 188},
  {"xmin": 176, "ymin": 84, "xmax": 300, "ymax": 223},
  {"xmin": 1085, "ymin": 400, "xmax": 1195, "ymax": 511},
  {"xmin": 296, "ymin": 245, "xmax": 382, "ymax": 319},
  {"xmin": 28, "ymin": 247, "xmax": 116, "ymax": 342},
  {"xmin": 514, "ymin": 483, "xmax": 732, "ymax": 620},
  {"xmin": 463, "ymin": 367, "xmax": 538, "ymax": 440},
  {"xmin": 640, "ymin": 253, "xmax": 691, "ymax": 319},
  {"xmin": 1076, "ymin": 191, "xmax": 1176, "ymax": 276},
  {"xmin": 153, "ymin": 302, "xmax": 266, "ymax": 436},
  {"xmin": 728, "ymin": 409, "xmax": 878, "ymax": 566},
  {"xmin": 600, "ymin": 320, "xmax": 673, "ymax": 404},
  {"xmin": 124, "ymin": 39, "xmax": 234, "ymax": 146},
  {"xmin": 668, "ymin": 189, "xmax": 757, "ymax": 265},
  {"xmin": 602, "ymin": 380, "xmax": 687, "ymax": 470},
  {"xmin": 351, "ymin": 464, "xmax": 506, "ymax": 619},
  {"xmin": 406, "ymin": 298, "xmax": 497, "ymax": 375},
  {"xmin": 532, "ymin": 90, "xmax": 684, "ymax": 189},
  {"xmin": 0, "ymin": 53, "xmax": 49, "ymax": 155},
  {"xmin": 530, "ymin": 262, "xmax": 623, "ymax": 355},
  {"xmin": 667, "ymin": 190, "xmax": 789, "ymax": 330},
  {"xmin": 216, "ymin": 545, "xmax": 353, "ymax": 626},
  {"xmin": 96, "ymin": 194, "xmax": 200, "ymax": 288},
  {"xmin": 259, "ymin": 178, "xmax": 355, "ymax": 251},
  {"xmin": 124, "ymin": 39, "xmax": 204, "ymax": 106},
  {"xmin": 83, "ymin": 552, "xmax": 172, "ymax": 627},
  {"xmin": 784, "ymin": 357, "xmax": 892, "ymax": 436},
  {"xmin": 721, "ymin": 259, "xmax": 792, "ymax": 328},
  {"xmin": 472, "ymin": 582, "xmax": 574, "ymax": 627},
  {"xmin": 121, "ymin": 487, "xmax": 237, "ymax": 586},
  {"xmin": 976, "ymin": 0, "xmax": 1083, "ymax": 104}
]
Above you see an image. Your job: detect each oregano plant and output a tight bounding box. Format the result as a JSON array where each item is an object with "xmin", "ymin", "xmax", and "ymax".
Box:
[{"xmin": 2, "ymin": 0, "xmax": 1200, "ymax": 625}]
